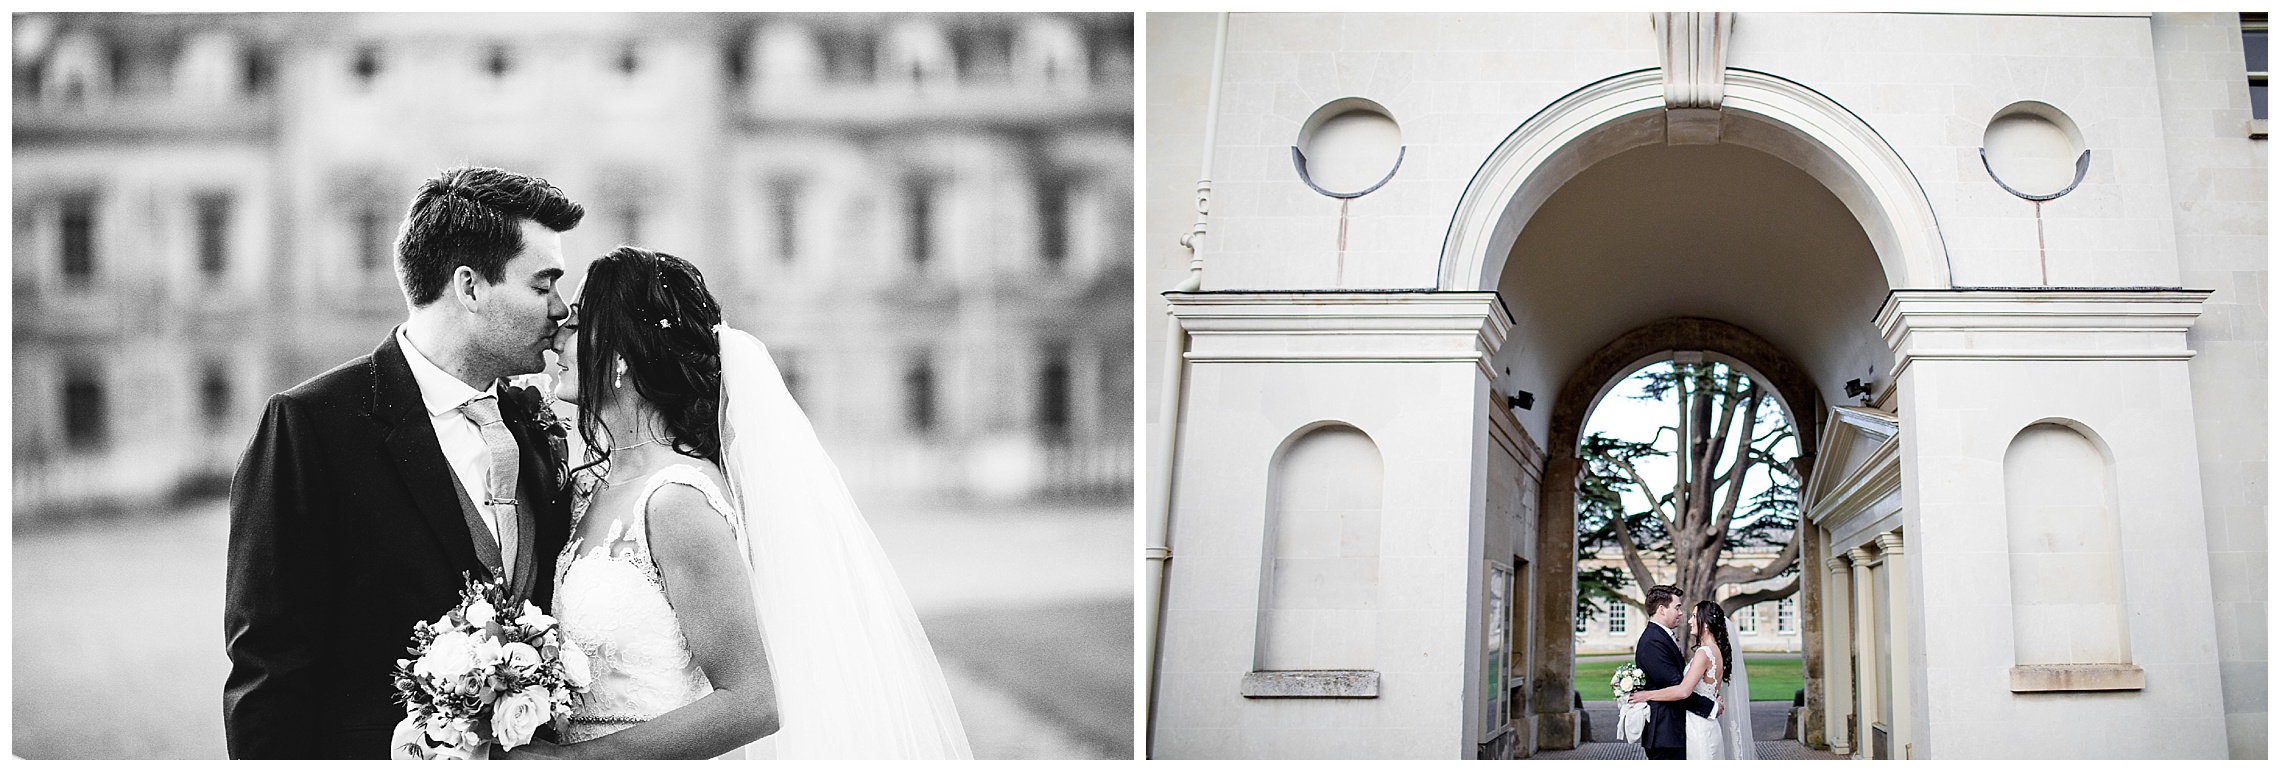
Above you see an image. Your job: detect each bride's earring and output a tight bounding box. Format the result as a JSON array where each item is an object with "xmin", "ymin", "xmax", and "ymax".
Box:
[{"xmin": 614, "ymin": 358, "xmax": 627, "ymax": 389}]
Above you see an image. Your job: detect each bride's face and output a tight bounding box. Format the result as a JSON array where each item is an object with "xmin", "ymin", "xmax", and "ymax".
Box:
[{"xmin": 550, "ymin": 278, "xmax": 586, "ymax": 405}]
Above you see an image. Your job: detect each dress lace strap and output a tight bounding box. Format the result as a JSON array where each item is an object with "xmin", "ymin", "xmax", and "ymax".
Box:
[{"xmin": 627, "ymin": 464, "xmax": 745, "ymax": 556}]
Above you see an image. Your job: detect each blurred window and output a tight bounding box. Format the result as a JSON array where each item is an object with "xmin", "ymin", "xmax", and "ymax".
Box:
[
  {"xmin": 242, "ymin": 46, "xmax": 271, "ymax": 95},
  {"xmin": 905, "ymin": 354, "xmax": 936, "ymax": 434},
  {"xmin": 1085, "ymin": 15, "xmax": 1133, "ymax": 86},
  {"xmin": 63, "ymin": 366, "xmax": 106, "ymax": 450},
  {"xmin": 2245, "ymin": 13, "xmax": 2268, "ymax": 126},
  {"xmin": 197, "ymin": 192, "xmax": 232, "ymax": 277},
  {"xmin": 952, "ymin": 26, "xmax": 1013, "ymax": 83},
  {"xmin": 1737, "ymin": 604, "xmax": 1758, "ymax": 634},
  {"xmin": 485, "ymin": 45, "xmax": 513, "ymax": 79},
  {"xmin": 60, "ymin": 193, "xmax": 97, "ymax": 284},
  {"xmin": 820, "ymin": 30, "xmax": 876, "ymax": 84},
  {"xmin": 616, "ymin": 42, "xmax": 640, "ymax": 76},
  {"xmin": 201, "ymin": 362, "xmax": 231, "ymax": 429},
  {"xmin": 904, "ymin": 179, "xmax": 933, "ymax": 267},
  {"xmin": 769, "ymin": 177, "xmax": 800, "ymax": 263},
  {"xmin": 619, "ymin": 204, "xmax": 641, "ymax": 245},
  {"xmin": 1576, "ymin": 607, "xmax": 1590, "ymax": 634},
  {"xmin": 1038, "ymin": 344, "xmax": 1070, "ymax": 441},
  {"xmin": 357, "ymin": 204, "xmax": 390, "ymax": 275},
  {"xmin": 1776, "ymin": 597, "xmax": 1797, "ymax": 634},
  {"xmin": 352, "ymin": 45, "xmax": 381, "ymax": 88},
  {"xmin": 1036, "ymin": 175, "xmax": 1067, "ymax": 268},
  {"xmin": 1607, "ymin": 604, "xmax": 1628, "ymax": 636}
]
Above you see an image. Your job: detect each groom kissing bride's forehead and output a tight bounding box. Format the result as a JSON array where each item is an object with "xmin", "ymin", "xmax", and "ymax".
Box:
[{"xmin": 223, "ymin": 166, "xmax": 585, "ymax": 759}]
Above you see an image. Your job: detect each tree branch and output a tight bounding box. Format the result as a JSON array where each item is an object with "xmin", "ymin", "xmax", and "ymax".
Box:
[
  {"xmin": 1718, "ymin": 575, "xmax": 1800, "ymax": 616},
  {"xmin": 1612, "ymin": 456, "xmax": 1677, "ymax": 536},
  {"xmin": 1713, "ymin": 531, "xmax": 1801, "ymax": 586},
  {"xmin": 1711, "ymin": 386, "xmax": 1764, "ymax": 540},
  {"xmin": 1608, "ymin": 515, "xmax": 1662, "ymax": 599}
]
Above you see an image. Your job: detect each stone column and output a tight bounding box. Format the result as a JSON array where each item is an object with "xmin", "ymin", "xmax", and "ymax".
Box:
[
  {"xmin": 1848, "ymin": 546, "xmax": 1879, "ymax": 759},
  {"xmin": 1799, "ymin": 515, "xmax": 1825, "ymax": 750},
  {"xmin": 1821, "ymin": 550, "xmax": 1854, "ymax": 756},
  {"xmin": 1876, "ymin": 530, "xmax": 1913, "ymax": 759}
]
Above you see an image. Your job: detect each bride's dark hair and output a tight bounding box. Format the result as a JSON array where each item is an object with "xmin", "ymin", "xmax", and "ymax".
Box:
[
  {"xmin": 1695, "ymin": 600, "xmax": 1734, "ymax": 683},
  {"xmin": 571, "ymin": 246, "xmax": 724, "ymax": 477}
]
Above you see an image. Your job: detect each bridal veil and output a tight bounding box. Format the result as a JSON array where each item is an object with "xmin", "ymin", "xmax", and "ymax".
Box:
[
  {"xmin": 1719, "ymin": 617, "xmax": 1757, "ymax": 759},
  {"xmin": 714, "ymin": 324, "xmax": 972, "ymax": 759}
]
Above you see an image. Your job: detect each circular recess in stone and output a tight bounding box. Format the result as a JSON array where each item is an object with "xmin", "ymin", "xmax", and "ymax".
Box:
[
  {"xmin": 1293, "ymin": 97, "xmax": 1404, "ymax": 198},
  {"xmin": 1980, "ymin": 101, "xmax": 2088, "ymax": 200}
]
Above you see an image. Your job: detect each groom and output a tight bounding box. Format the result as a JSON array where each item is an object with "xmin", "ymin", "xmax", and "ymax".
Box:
[
  {"xmin": 1635, "ymin": 584, "xmax": 1717, "ymax": 760},
  {"xmin": 223, "ymin": 167, "xmax": 585, "ymax": 758}
]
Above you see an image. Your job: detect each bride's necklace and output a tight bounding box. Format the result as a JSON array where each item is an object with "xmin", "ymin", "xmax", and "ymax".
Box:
[{"xmin": 609, "ymin": 436, "xmax": 677, "ymax": 453}]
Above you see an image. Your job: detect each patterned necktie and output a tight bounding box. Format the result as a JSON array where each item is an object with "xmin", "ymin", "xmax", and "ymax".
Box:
[{"xmin": 459, "ymin": 394, "xmax": 519, "ymax": 586}]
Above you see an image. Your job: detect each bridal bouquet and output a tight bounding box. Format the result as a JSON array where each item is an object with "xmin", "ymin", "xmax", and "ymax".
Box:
[
  {"xmin": 389, "ymin": 573, "xmax": 592, "ymax": 760},
  {"xmin": 1612, "ymin": 663, "xmax": 1650, "ymax": 744}
]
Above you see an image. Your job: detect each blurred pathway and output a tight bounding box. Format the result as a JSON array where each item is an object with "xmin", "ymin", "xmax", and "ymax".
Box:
[{"xmin": 13, "ymin": 500, "xmax": 1132, "ymax": 760}]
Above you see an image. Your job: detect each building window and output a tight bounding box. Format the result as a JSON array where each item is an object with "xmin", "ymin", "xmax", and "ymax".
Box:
[
  {"xmin": 769, "ymin": 177, "xmax": 800, "ymax": 263},
  {"xmin": 352, "ymin": 45, "xmax": 381, "ymax": 87},
  {"xmin": 484, "ymin": 45, "xmax": 513, "ymax": 79},
  {"xmin": 776, "ymin": 349, "xmax": 802, "ymax": 406},
  {"xmin": 1036, "ymin": 175, "xmax": 1067, "ymax": 267},
  {"xmin": 1607, "ymin": 604, "xmax": 1628, "ymax": 636},
  {"xmin": 63, "ymin": 367, "xmax": 106, "ymax": 450},
  {"xmin": 60, "ymin": 193, "xmax": 96, "ymax": 283},
  {"xmin": 201, "ymin": 363, "xmax": 231, "ymax": 430},
  {"xmin": 1576, "ymin": 605, "xmax": 1592, "ymax": 634},
  {"xmin": 619, "ymin": 204, "xmax": 641, "ymax": 246},
  {"xmin": 820, "ymin": 30, "xmax": 876, "ymax": 84},
  {"xmin": 1737, "ymin": 603, "xmax": 1759, "ymax": 635},
  {"xmin": 357, "ymin": 204, "xmax": 391, "ymax": 275},
  {"xmin": 905, "ymin": 354, "xmax": 935, "ymax": 434},
  {"xmin": 241, "ymin": 47, "xmax": 271, "ymax": 95},
  {"xmin": 2245, "ymin": 13, "xmax": 2269, "ymax": 126},
  {"xmin": 1038, "ymin": 344, "xmax": 1070, "ymax": 441},
  {"xmin": 196, "ymin": 192, "xmax": 231, "ymax": 277},
  {"xmin": 904, "ymin": 179, "xmax": 933, "ymax": 267},
  {"xmin": 615, "ymin": 42, "xmax": 640, "ymax": 76},
  {"xmin": 1776, "ymin": 597, "xmax": 1797, "ymax": 634}
]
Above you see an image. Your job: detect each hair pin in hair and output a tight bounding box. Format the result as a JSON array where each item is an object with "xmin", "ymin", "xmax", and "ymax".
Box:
[{"xmin": 657, "ymin": 318, "xmax": 672, "ymax": 329}]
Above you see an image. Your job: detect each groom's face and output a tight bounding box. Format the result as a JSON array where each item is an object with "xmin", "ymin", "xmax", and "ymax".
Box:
[{"xmin": 467, "ymin": 219, "xmax": 568, "ymax": 383}]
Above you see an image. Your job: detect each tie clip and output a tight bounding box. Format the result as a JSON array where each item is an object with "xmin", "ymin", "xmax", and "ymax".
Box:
[{"xmin": 485, "ymin": 498, "xmax": 518, "ymax": 507}]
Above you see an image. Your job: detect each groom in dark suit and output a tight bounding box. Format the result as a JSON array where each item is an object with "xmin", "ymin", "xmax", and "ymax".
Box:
[
  {"xmin": 223, "ymin": 167, "xmax": 585, "ymax": 758},
  {"xmin": 1635, "ymin": 584, "xmax": 1717, "ymax": 760}
]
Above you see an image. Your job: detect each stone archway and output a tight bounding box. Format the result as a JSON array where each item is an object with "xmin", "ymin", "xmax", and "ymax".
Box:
[{"xmin": 1529, "ymin": 317, "xmax": 1825, "ymax": 750}]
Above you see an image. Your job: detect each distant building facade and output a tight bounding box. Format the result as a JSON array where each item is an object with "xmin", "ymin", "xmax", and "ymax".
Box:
[
  {"xmin": 12, "ymin": 12, "xmax": 1134, "ymax": 517},
  {"xmin": 1572, "ymin": 544, "xmax": 1804, "ymax": 655}
]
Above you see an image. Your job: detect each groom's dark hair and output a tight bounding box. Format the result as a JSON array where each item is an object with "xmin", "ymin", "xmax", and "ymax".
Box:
[
  {"xmin": 396, "ymin": 166, "xmax": 585, "ymax": 307},
  {"xmin": 1645, "ymin": 584, "xmax": 1683, "ymax": 617}
]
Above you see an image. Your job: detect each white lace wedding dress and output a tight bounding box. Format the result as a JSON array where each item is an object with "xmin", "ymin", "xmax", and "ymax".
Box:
[
  {"xmin": 554, "ymin": 464, "xmax": 738, "ymax": 745},
  {"xmin": 1684, "ymin": 645, "xmax": 1726, "ymax": 760}
]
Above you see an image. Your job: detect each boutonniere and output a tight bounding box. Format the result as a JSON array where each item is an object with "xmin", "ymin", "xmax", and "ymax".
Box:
[{"xmin": 501, "ymin": 378, "xmax": 572, "ymax": 491}]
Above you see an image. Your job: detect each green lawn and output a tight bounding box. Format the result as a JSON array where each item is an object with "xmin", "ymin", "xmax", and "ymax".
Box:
[{"xmin": 1576, "ymin": 655, "xmax": 1803, "ymax": 702}]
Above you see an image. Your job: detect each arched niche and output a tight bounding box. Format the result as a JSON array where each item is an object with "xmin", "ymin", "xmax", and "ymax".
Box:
[
  {"xmin": 1256, "ymin": 421, "xmax": 1385, "ymax": 671},
  {"xmin": 2003, "ymin": 421, "xmax": 2132, "ymax": 670}
]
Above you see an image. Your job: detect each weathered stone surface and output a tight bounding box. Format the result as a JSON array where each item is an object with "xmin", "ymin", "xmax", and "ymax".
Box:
[
  {"xmin": 1241, "ymin": 670, "xmax": 1381, "ymax": 698},
  {"xmin": 2009, "ymin": 664, "xmax": 2147, "ymax": 692}
]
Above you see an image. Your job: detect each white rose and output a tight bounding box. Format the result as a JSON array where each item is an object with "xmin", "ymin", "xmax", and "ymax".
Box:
[
  {"xmin": 558, "ymin": 641, "xmax": 593, "ymax": 689},
  {"xmin": 471, "ymin": 637, "xmax": 505, "ymax": 671},
  {"xmin": 422, "ymin": 710, "xmax": 464, "ymax": 749},
  {"xmin": 466, "ymin": 600, "xmax": 497, "ymax": 627},
  {"xmin": 492, "ymin": 686, "xmax": 552, "ymax": 750},
  {"xmin": 415, "ymin": 631, "xmax": 477, "ymax": 680},
  {"xmin": 502, "ymin": 641, "xmax": 543, "ymax": 674},
  {"xmin": 516, "ymin": 603, "xmax": 555, "ymax": 631}
]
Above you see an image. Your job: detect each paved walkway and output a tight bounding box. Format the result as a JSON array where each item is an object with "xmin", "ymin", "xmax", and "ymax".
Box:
[{"xmin": 1531, "ymin": 700, "xmax": 1842, "ymax": 759}]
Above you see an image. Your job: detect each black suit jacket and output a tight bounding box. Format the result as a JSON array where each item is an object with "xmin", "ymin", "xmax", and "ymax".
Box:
[
  {"xmin": 1635, "ymin": 622, "xmax": 1718, "ymax": 750},
  {"xmin": 222, "ymin": 333, "xmax": 573, "ymax": 759}
]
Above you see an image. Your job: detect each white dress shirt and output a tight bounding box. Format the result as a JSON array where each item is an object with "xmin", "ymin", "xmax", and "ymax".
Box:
[{"xmin": 396, "ymin": 326, "xmax": 510, "ymax": 545}]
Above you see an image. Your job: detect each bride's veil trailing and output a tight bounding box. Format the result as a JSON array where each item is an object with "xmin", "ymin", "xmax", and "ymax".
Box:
[
  {"xmin": 1720, "ymin": 617, "xmax": 1757, "ymax": 759},
  {"xmin": 714, "ymin": 324, "xmax": 972, "ymax": 759}
]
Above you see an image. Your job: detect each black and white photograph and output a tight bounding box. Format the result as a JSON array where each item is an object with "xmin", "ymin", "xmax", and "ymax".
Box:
[{"xmin": 12, "ymin": 11, "xmax": 1134, "ymax": 760}]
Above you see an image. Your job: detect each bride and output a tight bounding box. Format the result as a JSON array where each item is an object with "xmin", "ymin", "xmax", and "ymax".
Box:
[
  {"xmin": 503, "ymin": 246, "xmax": 971, "ymax": 759},
  {"xmin": 1625, "ymin": 600, "xmax": 1756, "ymax": 760}
]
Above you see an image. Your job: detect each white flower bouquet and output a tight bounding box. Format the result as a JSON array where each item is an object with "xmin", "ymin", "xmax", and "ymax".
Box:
[
  {"xmin": 389, "ymin": 573, "xmax": 592, "ymax": 760},
  {"xmin": 1612, "ymin": 662, "xmax": 1651, "ymax": 744}
]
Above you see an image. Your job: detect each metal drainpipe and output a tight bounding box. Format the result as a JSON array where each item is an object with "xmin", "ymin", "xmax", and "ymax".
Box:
[{"xmin": 1146, "ymin": 11, "xmax": 1226, "ymax": 758}]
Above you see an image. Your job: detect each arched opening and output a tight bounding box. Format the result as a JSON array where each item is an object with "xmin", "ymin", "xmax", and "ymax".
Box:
[{"xmin": 1457, "ymin": 73, "xmax": 1915, "ymax": 755}]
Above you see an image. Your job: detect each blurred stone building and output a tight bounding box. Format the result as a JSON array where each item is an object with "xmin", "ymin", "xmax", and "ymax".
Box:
[
  {"xmin": 1571, "ymin": 540, "xmax": 1804, "ymax": 656},
  {"xmin": 11, "ymin": 12, "xmax": 1135, "ymax": 519}
]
